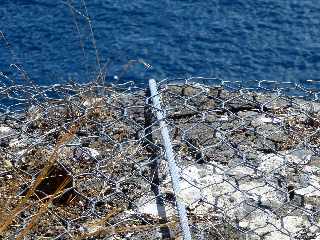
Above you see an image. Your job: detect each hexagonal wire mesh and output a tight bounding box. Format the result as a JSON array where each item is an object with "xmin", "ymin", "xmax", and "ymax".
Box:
[
  {"xmin": 0, "ymin": 76, "xmax": 320, "ymax": 239},
  {"xmin": 156, "ymin": 77, "xmax": 320, "ymax": 240}
]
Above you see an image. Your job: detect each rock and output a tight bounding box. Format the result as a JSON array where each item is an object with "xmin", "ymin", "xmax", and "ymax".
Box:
[
  {"xmin": 238, "ymin": 110, "xmax": 260, "ymax": 119},
  {"xmin": 0, "ymin": 125, "xmax": 15, "ymax": 147},
  {"xmin": 258, "ymin": 153, "xmax": 286, "ymax": 174},
  {"xmin": 73, "ymin": 147, "xmax": 99, "ymax": 161},
  {"xmin": 296, "ymin": 175, "xmax": 320, "ymax": 198},
  {"xmin": 27, "ymin": 105, "xmax": 42, "ymax": 121},
  {"xmin": 177, "ymin": 165, "xmax": 250, "ymax": 217},
  {"xmin": 295, "ymin": 99, "xmax": 320, "ymax": 113},
  {"xmin": 9, "ymin": 138, "xmax": 28, "ymax": 148},
  {"xmin": 4, "ymin": 159, "xmax": 12, "ymax": 169},
  {"xmin": 238, "ymin": 209, "xmax": 279, "ymax": 239},
  {"xmin": 239, "ymin": 212, "xmax": 311, "ymax": 240},
  {"xmin": 83, "ymin": 97, "xmax": 103, "ymax": 108},
  {"xmin": 0, "ymin": 125, "xmax": 14, "ymax": 136},
  {"xmin": 258, "ymin": 150, "xmax": 314, "ymax": 174},
  {"xmin": 283, "ymin": 149, "xmax": 313, "ymax": 165},
  {"xmin": 13, "ymin": 149, "xmax": 28, "ymax": 163},
  {"xmin": 136, "ymin": 193, "xmax": 175, "ymax": 218},
  {"xmin": 227, "ymin": 166, "xmax": 256, "ymax": 178},
  {"xmin": 252, "ymin": 115, "xmax": 283, "ymax": 127},
  {"xmin": 303, "ymin": 165, "xmax": 320, "ymax": 175},
  {"xmin": 239, "ymin": 181, "xmax": 284, "ymax": 208},
  {"xmin": 282, "ymin": 216, "xmax": 311, "ymax": 237},
  {"xmin": 219, "ymin": 114, "xmax": 229, "ymax": 121},
  {"xmin": 181, "ymin": 85, "xmax": 207, "ymax": 97}
]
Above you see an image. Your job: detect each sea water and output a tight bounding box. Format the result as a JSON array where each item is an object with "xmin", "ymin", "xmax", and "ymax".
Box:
[{"xmin": 0, "ymin": 0, "xmax": 319, "ymax": 86}]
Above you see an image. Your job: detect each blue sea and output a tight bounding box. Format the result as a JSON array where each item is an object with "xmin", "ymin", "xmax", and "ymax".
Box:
[{"xmin": 0, "ymin": 0, "xmax": 320, "ymax": 86}]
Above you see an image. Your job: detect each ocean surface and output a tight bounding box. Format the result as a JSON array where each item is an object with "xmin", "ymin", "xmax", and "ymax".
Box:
[{"xmin": 0, "ymin": 0, "xmax": 320, "ymax": 86}]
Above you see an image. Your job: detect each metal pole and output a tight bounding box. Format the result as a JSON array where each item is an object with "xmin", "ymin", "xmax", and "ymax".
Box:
[{"xmin": 149, "ymin": 79, "xmax": 192, "ymax": 240}]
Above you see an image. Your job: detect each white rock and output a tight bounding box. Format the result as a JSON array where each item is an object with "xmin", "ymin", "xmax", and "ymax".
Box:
[
  {"xmin": 0, "ymin": 126, "xmax": 14, "ymax": 136},
  {"xmin": 282, "ymin": 215, "xmax": 311, "ymax": 234},
  {"xmin": 137, "ymin": 196, "xmax": 175, "ymax": 217},
  {"xmin": 15, "ymin": 149, "xmax": 28, "ymax": 163},
  {"xmin": 86, "ymin": 225, "xmax": 103, "ymax": 234},
  {"xmin": 296, "ymin": 99, "xmax": 320, "ymax": 113},
  {"xmin": 83, "ymin": 98, "xmax": 103, "ymax": 108},
  {"xmin": 283, "ymin": 149, "xmax": 313, "ymax": 165},
  {"xmin": 85, "ymin": 147, "xmax": 99, "ymax": 158},
  {"xmin": 178, "ymin": 165, "xmax": 244, "ymax": 216},
  {"xmin": 27, "ymin": 105, "xmax": 42, "ymax": 121},
  {"xmin": 157, "ymin": 162, "xmax": 313, "ymax": 238},
  {"xmin": 74, "ymin": 147, "xmax": 99, "ymax": 161},
  {"xmin": 254, "ymin": 115, "xmax": 283, "ymax": 125},
  {"xmin": 239, "ymin": 209, "xmax": 279, "ymax": 237},
  {"xmin": 227, "ymin": 166, "xmax": 255, "ymax": 177},
  {"xmin": 9, "ymin": 138, "xmax": 28, "ymax": 148},
  {"xmin": 4, "ymin": 160, "xmax": 12, "ymax": 169},
  {"xmin": 179, "ymin": 165, "xmax": 219, "ymax": 207},
  {"xmin": 240, "ymin": 181, "xmax": 284, "ymax": 208},
  {"xmin": 177, "ymin": 164, "xmax": 283, "ymax": 218},
  {"xmin": 303, "ymin": 165, "xmax": 320, "ymax": 174},
  {"xmin": 219, "ymin": 114, "xmax": 229, "ymax": 121},
  {"xmin": 240, "ymin": 212, "xmax": 311, "ymax": 240},
  {"xmin": 296, "ymin": 186, "xmax": 320, "ymax": 197},
  {"xmin": 309, "ymin": 225, "xmax": 320, "ymax": 235},
  {"xmin": 296, "ymin": 175, "xmax": 320, "ymax": 198},
  {"xmin": 264, "ymin": 231, "xmax": 290, "ymax": 240},
  {"xmin": 138, "ymin": 200, "xmax": 161, "ymax": 217},
  {"xmin": 258, "ymin": 150, "xmax": 313, "ymax": 174},
  {"xmin": 178, "ymin": 183, "xmax": 202, "ymax": 204},
  {"xmin": 258, "ymin": 153, "xmax": 286, "ymax": 174}
]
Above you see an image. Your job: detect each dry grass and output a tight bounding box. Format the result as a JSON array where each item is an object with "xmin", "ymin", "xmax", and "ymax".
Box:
[{"xmin": 0, "ymin": 119, "xmax": 81, "ymax": 237}]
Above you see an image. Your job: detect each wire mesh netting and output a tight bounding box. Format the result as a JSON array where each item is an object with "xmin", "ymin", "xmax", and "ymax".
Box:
[{"xmin": 1, "ymin": 77, "xmax": 320, "ymax": 239}]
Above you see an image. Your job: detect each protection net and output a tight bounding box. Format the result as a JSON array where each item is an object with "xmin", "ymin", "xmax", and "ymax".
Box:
[{"xmin": 1, "ymin": 76, "xmax": 320, "ymax": 239}]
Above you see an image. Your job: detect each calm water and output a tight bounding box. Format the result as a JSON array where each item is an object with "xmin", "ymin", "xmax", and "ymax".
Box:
[{"xmin": 0, "ymin": 0, "xmax": 320, "ymax": 86}]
